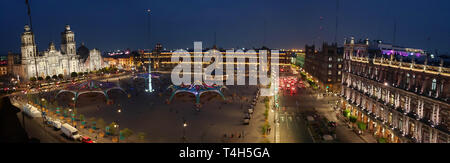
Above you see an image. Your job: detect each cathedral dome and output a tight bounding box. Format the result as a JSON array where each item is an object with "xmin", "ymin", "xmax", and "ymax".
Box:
[
  {"xmin": 49, "ymin": 42, "xmax": 56, "ymax": 51},
  {"xmin": 77, "ymin": 43, "xmax": 90, "ymax": 62}
]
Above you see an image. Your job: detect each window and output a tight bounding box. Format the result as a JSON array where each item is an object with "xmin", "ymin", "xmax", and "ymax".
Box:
[
  {"xmin": 406, "ymin": 74, "xmax": 410, "ymax": 85},
  {"xmin": 328, "ymin": 78, "xmax": 332, "ymax": 82},
  {"xmin": 338, "ymin": 64, "xmax": 342, "ymax": 69},
  {"xmin": 328, "ymin": 70, "xmax": 332, "ymax": 75},
  {"xmin": 432, "ymin": 79, "xmax": 437, "ymax": 91},
  {"xmin": 328, "ymin": 64, "xmax": 332, "ymax": 68},
  {"xmin": 329, "ymin": 57, "xmax": 333, "ymax": 61},
  {"xmin": 338, "ymin": 71, "xmax": 342, "ymax": 75}
]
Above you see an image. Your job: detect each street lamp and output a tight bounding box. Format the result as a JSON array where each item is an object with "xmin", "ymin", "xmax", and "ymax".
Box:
[
  {"xmin": 114, "ymin": 123, "xmax": 120, "ymax": 143},
  {"xmin": 41, "ymin": 98, "xmax": 46, "ymax": 124},
  {"xmin": 183, "ymin": 121, "xmax": 187, "ymax": 142}
]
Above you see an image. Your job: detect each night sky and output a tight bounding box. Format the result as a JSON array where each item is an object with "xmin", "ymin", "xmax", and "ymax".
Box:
[{"xmin": 1, "ymin": 0, "xmax": 450, "ymax": 54}]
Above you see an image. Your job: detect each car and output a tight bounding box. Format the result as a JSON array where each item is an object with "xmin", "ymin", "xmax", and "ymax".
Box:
[
  {"xmin": 243, "ymin": 118, "xmax": 250, "ymax": 125},
  {"xmin": 81, "ymin": 136, "xmax": 94, "ymax": 143}
]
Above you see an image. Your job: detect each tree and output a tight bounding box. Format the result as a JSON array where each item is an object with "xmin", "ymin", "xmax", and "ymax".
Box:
[
  {"xmin": 58, "ymin": 74, "xmax": 64, "ymax": 80},
  {"xmin": 137, "ymin": 132, "xmax": 146, "ymax": 141},
  {"xmin": 78, "ymin": 72, "xmax": 84, "ymax": 76},
  {"xmin": 120, "ymin": 128, "xmax": 134, "ymax": 140},
  {"xmin": 108, "ymin": 122, "xmax": 119, "ymax": 136},
  {"xmin": 29, "ymin": 77, "xmax": 36, "ymax": 82},
  {"xmin": 349, "ymin": 116, "xmax": 357, "ymax": 123},
  {"xmin": 96, "ymin": 118, "xmax": 106, "ymax": 130},
  {"xmin": 45, "ymin": 76, "xmax": 51, "ymax": 81},
  {"xmin": 79, "ymin": 114, "xmax": 85, "ymax": 122},
  {"xmin": 52, "ymin": 75, "xmax": 58, "ymax": 79},
  {"xmin": 71, "ymin": 72, "xmax": 78, "ymax": 78},
  {"xmin": 37, "ymin": 77, "xmax": 43, "ymax": 81},
  {"xmin": 357, "ymin": 121, "xmax": 367, "ymax": 131},
  {"xmin": 343, "ymin": 109, "xmax": 350, "ymax": 118},
  {"xmin": 88, "ymin": 117, "xmax": 96, "ymax": 128}
]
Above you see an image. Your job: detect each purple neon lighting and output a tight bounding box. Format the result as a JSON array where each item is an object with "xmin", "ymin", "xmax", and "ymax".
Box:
[{"xmin": 381, "ymin": 50, "xmax": 422, "ymax": 57}]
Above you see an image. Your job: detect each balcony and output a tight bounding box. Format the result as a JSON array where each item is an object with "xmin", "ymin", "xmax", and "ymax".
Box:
[
  {"xmin": 435, "ymin": 124, "xmax": 450, "ymax": 135},
  {"xmin": 407, "ymin": 112, "xmax": 419, "ymax": 120},
  {"xmin": 347, "ymin": 72, "xmax": 449, "ymax": 104},
  {"xmin": 419, "ymin": 118, "xmax": 434, "ymax": 127}
]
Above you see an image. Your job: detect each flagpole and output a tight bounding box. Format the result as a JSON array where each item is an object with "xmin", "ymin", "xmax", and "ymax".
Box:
[{"xmin": 26, "ymin": 0, "xmax": 39, "ymax": 78}]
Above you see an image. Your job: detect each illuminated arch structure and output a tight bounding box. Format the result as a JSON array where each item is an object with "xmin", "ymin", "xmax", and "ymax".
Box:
[
  {"xmin": 167, "ymin": 83, "xmax": 227, "ymax": 105},
  {"xmin": 55, "ymin": 80, "xmax": 126, "ymax": 103}
]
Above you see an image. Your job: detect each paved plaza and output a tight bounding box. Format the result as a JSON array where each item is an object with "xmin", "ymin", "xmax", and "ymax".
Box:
[{"xmin": 50, "ymin": 75, "xmax": 265, "ymax": 143}]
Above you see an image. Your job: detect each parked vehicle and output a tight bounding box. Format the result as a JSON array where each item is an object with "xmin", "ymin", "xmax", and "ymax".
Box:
[
  {"xmin": 50, "ymin": 119, "xmax": 62, "ymax": 130},
  {"xmin": 243, "ymin": 118, "xmax": 250, "ymax": 125},
  {"xmin": 23, "ymin": 104, "xmax": 42, "ymax": 118},
  {"xmin": 81, "ymin": 136, "xmax": 94, "ymax": 143},
  {"xmin": 61, "ymin": 123, "xmax": 81, "ymax": 140}
]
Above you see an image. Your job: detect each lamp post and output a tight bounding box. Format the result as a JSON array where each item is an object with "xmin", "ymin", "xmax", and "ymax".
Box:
[
  {"xmin": 41, "ymin": 98, "xmax": 45, "ymax": 124},
  {"xmin": 114, "ymin": 124, "xmax": 120, "ymax": 143},
  {"xmin": 68, "ymin": 108, "xmax": 73, "ymax": 124},
  {"xmin": 183, "ymin": 121, "xmax": 187, "ymax": 143},
  {"xmin": 116, "ymin": 108, "xmax": 122, "ymax": 142},
  {"xmin": 71, "ymin": 97, "xmax": 76, "ymax": 126}
]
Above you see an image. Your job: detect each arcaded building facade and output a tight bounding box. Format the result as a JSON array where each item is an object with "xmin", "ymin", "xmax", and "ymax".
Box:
[{"xmin": 341, "ymin": 38, "xmax": 449, "ymax": 143}]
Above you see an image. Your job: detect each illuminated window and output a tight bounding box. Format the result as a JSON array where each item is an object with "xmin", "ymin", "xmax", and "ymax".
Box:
[
  {"xmin": 338, "ymin": 71, "xmax": 341, "ymax": 75},
  {"xmin": 328, "ymin": 70, "xmax": 332, "ymax": 75},
  {"xmin": 432, "ymin": 79, "xmax": 437, "ymax": 91},
  {"xmin": 338, "ymin": 64, "xmax": 342, "ymax": 68},
  {"xmin": 329, "ymin": 57, "xmax": 333, "ymax": 61},
  {"xmin": 328, "ymin": 64, "xmax": 332, "ymax": 68}
]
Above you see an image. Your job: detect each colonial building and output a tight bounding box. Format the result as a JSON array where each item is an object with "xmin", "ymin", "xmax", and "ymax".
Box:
[
  {"xmin": 341, "ymin": 37, "xmax": 450, "ymax": 143},
  {"xmin": 11, "ymin": 24, "xmax": 107, "ymax": 81},
  {"xmin": 139, "ymin": 44, "xmax": 292, "ymax": 72},
  {"xmin": 304, "ymin": 43, "xmax": 344, "ymax": 93}
]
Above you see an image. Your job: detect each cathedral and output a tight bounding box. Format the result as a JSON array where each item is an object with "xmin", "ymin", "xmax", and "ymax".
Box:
[{"xmin": 11, "ymin": 24, "xmax": 106, "ymax": 81}]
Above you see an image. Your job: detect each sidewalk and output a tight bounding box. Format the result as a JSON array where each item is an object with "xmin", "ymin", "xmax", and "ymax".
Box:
[
  {"xmin": 10, "ymin": 98, "xmax": 117, "ymax": 143},
  {"xmin": 241, "ymin": 94, "xmax": 275, "ymax": 143},
  {"xmin": 313, "ymin": 97, "xmax": 377, "ymax": 143}
]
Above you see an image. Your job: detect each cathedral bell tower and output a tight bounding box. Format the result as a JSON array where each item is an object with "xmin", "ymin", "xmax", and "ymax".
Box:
[
  {"xmin": 61, "ymin": 24, "xmax": 76, "ymax": 55},
  {"xmin": 21, "ymin": 25, "xmax": 37, "ymax": 59}
]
